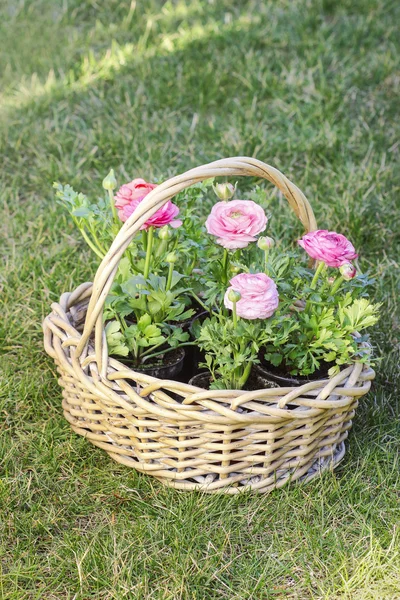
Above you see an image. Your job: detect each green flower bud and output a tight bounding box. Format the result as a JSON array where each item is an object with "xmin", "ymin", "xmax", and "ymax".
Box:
[
  {"xmin": 213, "ymin": 182, "xmax": 235, "ymax": 201},
  {"xmin": 166, "ymin": 252, "xmax": 177, "ymax": 263},
  {"xmin": 257, "ymin": 236, "xmax": 274, "ymax": 250},
  {"xmin": 102, "ymin": 169, "xmax": 117, "ymax": 191},
  {"xmin": 339, "ymin": 262, "xmax": 356, "ymax": 280},
  {"xmin": 227, "ymin": 289, "xmax": 241, "ymax": 303},
  {"xmin": 158, "ymin": 225, "xmax": 172, "ymax": 240}
]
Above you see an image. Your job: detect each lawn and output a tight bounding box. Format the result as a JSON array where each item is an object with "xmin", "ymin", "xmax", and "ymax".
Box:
[{"xmin": 1, "ymin": 0, "xmax": 399, "ymax": 598}]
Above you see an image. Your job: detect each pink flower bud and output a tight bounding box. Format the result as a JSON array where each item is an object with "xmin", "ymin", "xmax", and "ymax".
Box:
[{"xmin": 339, "ymin": 262, "xmax": 357, "ymax": 280}]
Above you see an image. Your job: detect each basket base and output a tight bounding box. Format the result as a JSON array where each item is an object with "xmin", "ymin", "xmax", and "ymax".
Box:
[{"xmin": 99, "ymin": 439, "xmax": 346, "ymax": 495}]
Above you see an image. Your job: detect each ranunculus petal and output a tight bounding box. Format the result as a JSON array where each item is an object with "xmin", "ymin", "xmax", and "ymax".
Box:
[
  {"xmin": 216, "ymin": 236, "xmax": 257, "ymax": 249},
  {"xmin": 169, "ymin": 219, "xmax": 183, "ymax": 229}
]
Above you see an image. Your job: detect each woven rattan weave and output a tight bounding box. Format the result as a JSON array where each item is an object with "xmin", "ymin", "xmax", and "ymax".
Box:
[{"xmin": 43, "ymin": 157, "xmax": 375, "ymax": 493}]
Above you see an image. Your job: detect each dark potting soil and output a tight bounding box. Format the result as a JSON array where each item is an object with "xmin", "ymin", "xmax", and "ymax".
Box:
[
  {"xmin": 110, "ymin": 347, "xmax": 185, "ymax": 379},
  {"xmin": 188, "ymin": 370, "xmax": 263, "ymax": 391}
]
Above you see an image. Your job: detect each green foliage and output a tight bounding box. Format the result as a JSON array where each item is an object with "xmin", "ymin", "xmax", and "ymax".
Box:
[
  {"xmin": 196, "ymin": 314, "xmax": 296, "ymax": 389},
  {"xmin": 175, "ymin": 179, "xmax": 215, "ymax": 276},
  {"xmin": 104, "ymin": 272, "xmax": 191, "ymax": 365},
  {"xmin": 251, "ymin": 253, "xmax": 380, "ymax": 376},
  {"xmin": 105, "ymin": 310, "xmax": 191, "ymax": 366},
  {"xmin": 145, "ymin": 272, "xmax": 195, "ymax": 322},
  {"xmin": 264, "ymin": 297, "xmax": 380, "ymax": 376},
  {"xmin": 54, "ymin": 182, "xmax": 114, "ymax": 258},
  {"xmin": 197, "ymin": 316, "xmax": 259, "ymax": 389}
]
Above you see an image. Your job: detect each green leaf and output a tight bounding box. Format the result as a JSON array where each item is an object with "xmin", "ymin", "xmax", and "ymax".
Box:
[
  {"xmin": 122, "ymin": 275, "xmax": 147, "ymax": 296},
  {"xmin": 124, "ymin": 325, "xmax": 139, "ymax": 340},
  {"xmin": 269, "ymin": 353, "xmax": 283, "ymax": 367},
  {"xmin": 72, "ymin": 207, "xmax": 92, "ymax": 218},
  {"xmin": 147, "ymin": 300, "xmax": 162, "ymax": 315},
  {"xmin": 139, "ymin": 335, "xmax": 165, "ymax": 348},
  {"xmin": 105, "ymin": 321, "xmax": 129, "ymax": 357},
  {"xmin": 138, "ymin": 313, "xmax": 151, "ymax": 331},
  {"xmin": 144, "ymin": 324, "xmax": 162, "ymax": 338},
  {"xmin": 170, "ymin": 270, "xmax": 185, "ymax": 289},
  {"xmin": 109, "ymin": 344, "xmax": 129, "ymax": 357},
  {"xmin": 105, "ymin": 321, "xmax": 121, "ymax": 336},
  {"xmin": 117, "ymin": 257, "xmax": 132, "ymax": 282}
]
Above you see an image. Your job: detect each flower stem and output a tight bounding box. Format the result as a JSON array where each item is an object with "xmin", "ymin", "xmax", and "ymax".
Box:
[
  {"xmin": 140, "ymin": 338, "xmax": 169, "ymax": 359},
  {"xmin": 232, "ymin": 300, "xmax": 238, "ymax": 328},
  {"xmin": 75, "ymin": 223, "xmax": 104, "ymax": 259},
  {"xmin": 238, "ymin": 361, "xmax": 252, "ymax": 389},
  {"xmin": 115, "ymin": 313, "xmax": 127, "ymax": 334},
  {"xmin": 142, "ymin": 230, "xmax": 148, "ymax": 251},
  {"xmin": 143, "ymin": 227, "xmax": 154, "ymax": 279},
  {"xmin": 222, "ymin": 248, "xmax": 229, "ymax": 284},
  {"xmin": 186, "ymin": 251, "xmax": 198, "ymax": 276},
  {"xmin": 264, "ymin": 249, "xmax": 269, "ymax": 275},
  {"xmin": 310, "ymin": 261, "xmax": 326, "ymax": 290},
  {"xmin": 156, "ymin": 238, "xmax": 168, "ymax": 258},
  {"xmin": 331, "ymin": 275, "xmax": 344, "ymax": 295},
  {"xmin": 108, "ymin": 189, "xmax": 118, "ymax": 225},
  {"xmin": 88, "ymin": 224, "xmax": 108, "ymax": 256},
  {"xmin": 166, "ymin": 261, "xmax": 174, "ymax": 291},
  {"xmin": 190, "ymin": 292, "xmax": 211, "ymax": 314}
]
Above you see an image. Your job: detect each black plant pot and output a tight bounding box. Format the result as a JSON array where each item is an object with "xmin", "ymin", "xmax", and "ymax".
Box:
[
  {"xmin": 188, "ymin": 372, "xmax": 211, "ymax": 389},
  {"xmin": 112, "ymin": 347, "xmax": 186, "ymax": 380},
  {"xmin": 254, "ymin": 353, "xmax": 331, "ymax": 389},
  {"xmin": 177, "ymin": 310, "xmax": 209, "ymax": 382},
  {"xmin": 179, "ymin": 305, "xmax": 209, "ymax": 333}
]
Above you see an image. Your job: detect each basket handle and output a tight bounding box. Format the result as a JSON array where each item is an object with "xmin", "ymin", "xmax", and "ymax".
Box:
[{"xmin": 75, "ymin": 156, "xmax": 317, "ymax": 370}]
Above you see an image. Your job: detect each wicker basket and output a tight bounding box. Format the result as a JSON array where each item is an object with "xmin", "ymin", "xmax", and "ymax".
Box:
[{"xmin": 43, "ymin": 157, "xmax": 375, "ymax": 494}]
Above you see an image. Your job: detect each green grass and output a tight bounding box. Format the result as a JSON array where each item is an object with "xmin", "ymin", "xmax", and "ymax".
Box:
[{"xmin": 1, "ymin": 0, "xmax": 400, "ymax": 597}]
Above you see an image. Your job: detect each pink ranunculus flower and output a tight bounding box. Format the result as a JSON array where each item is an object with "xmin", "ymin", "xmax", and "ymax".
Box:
[
  {"xmin": 115, "ymin": 178, "xmax": 157, "ymax": 212},
  {"xmin": 298, "ymin": 230, "xmax": 358, "ymax": 267},
  {"xmin": 121, "ymin": 198, "xmax": 182, "ymax": 229},
  {"xmin": 205, "ymin": 200, "xmax": 267, "ymax": 249},
  {"xmin": 115, "ymin": 178, "xmax": 182, "ymax": 229},
  {"xmin": 224, "ymin": 273, "xmax": 279, "ymax": 320}
]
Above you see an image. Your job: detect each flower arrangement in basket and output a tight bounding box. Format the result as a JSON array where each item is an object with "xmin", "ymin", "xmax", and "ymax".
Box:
[{"xmin": 44, "ymin": 158, "xmax": 379, "ymax": 493}]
